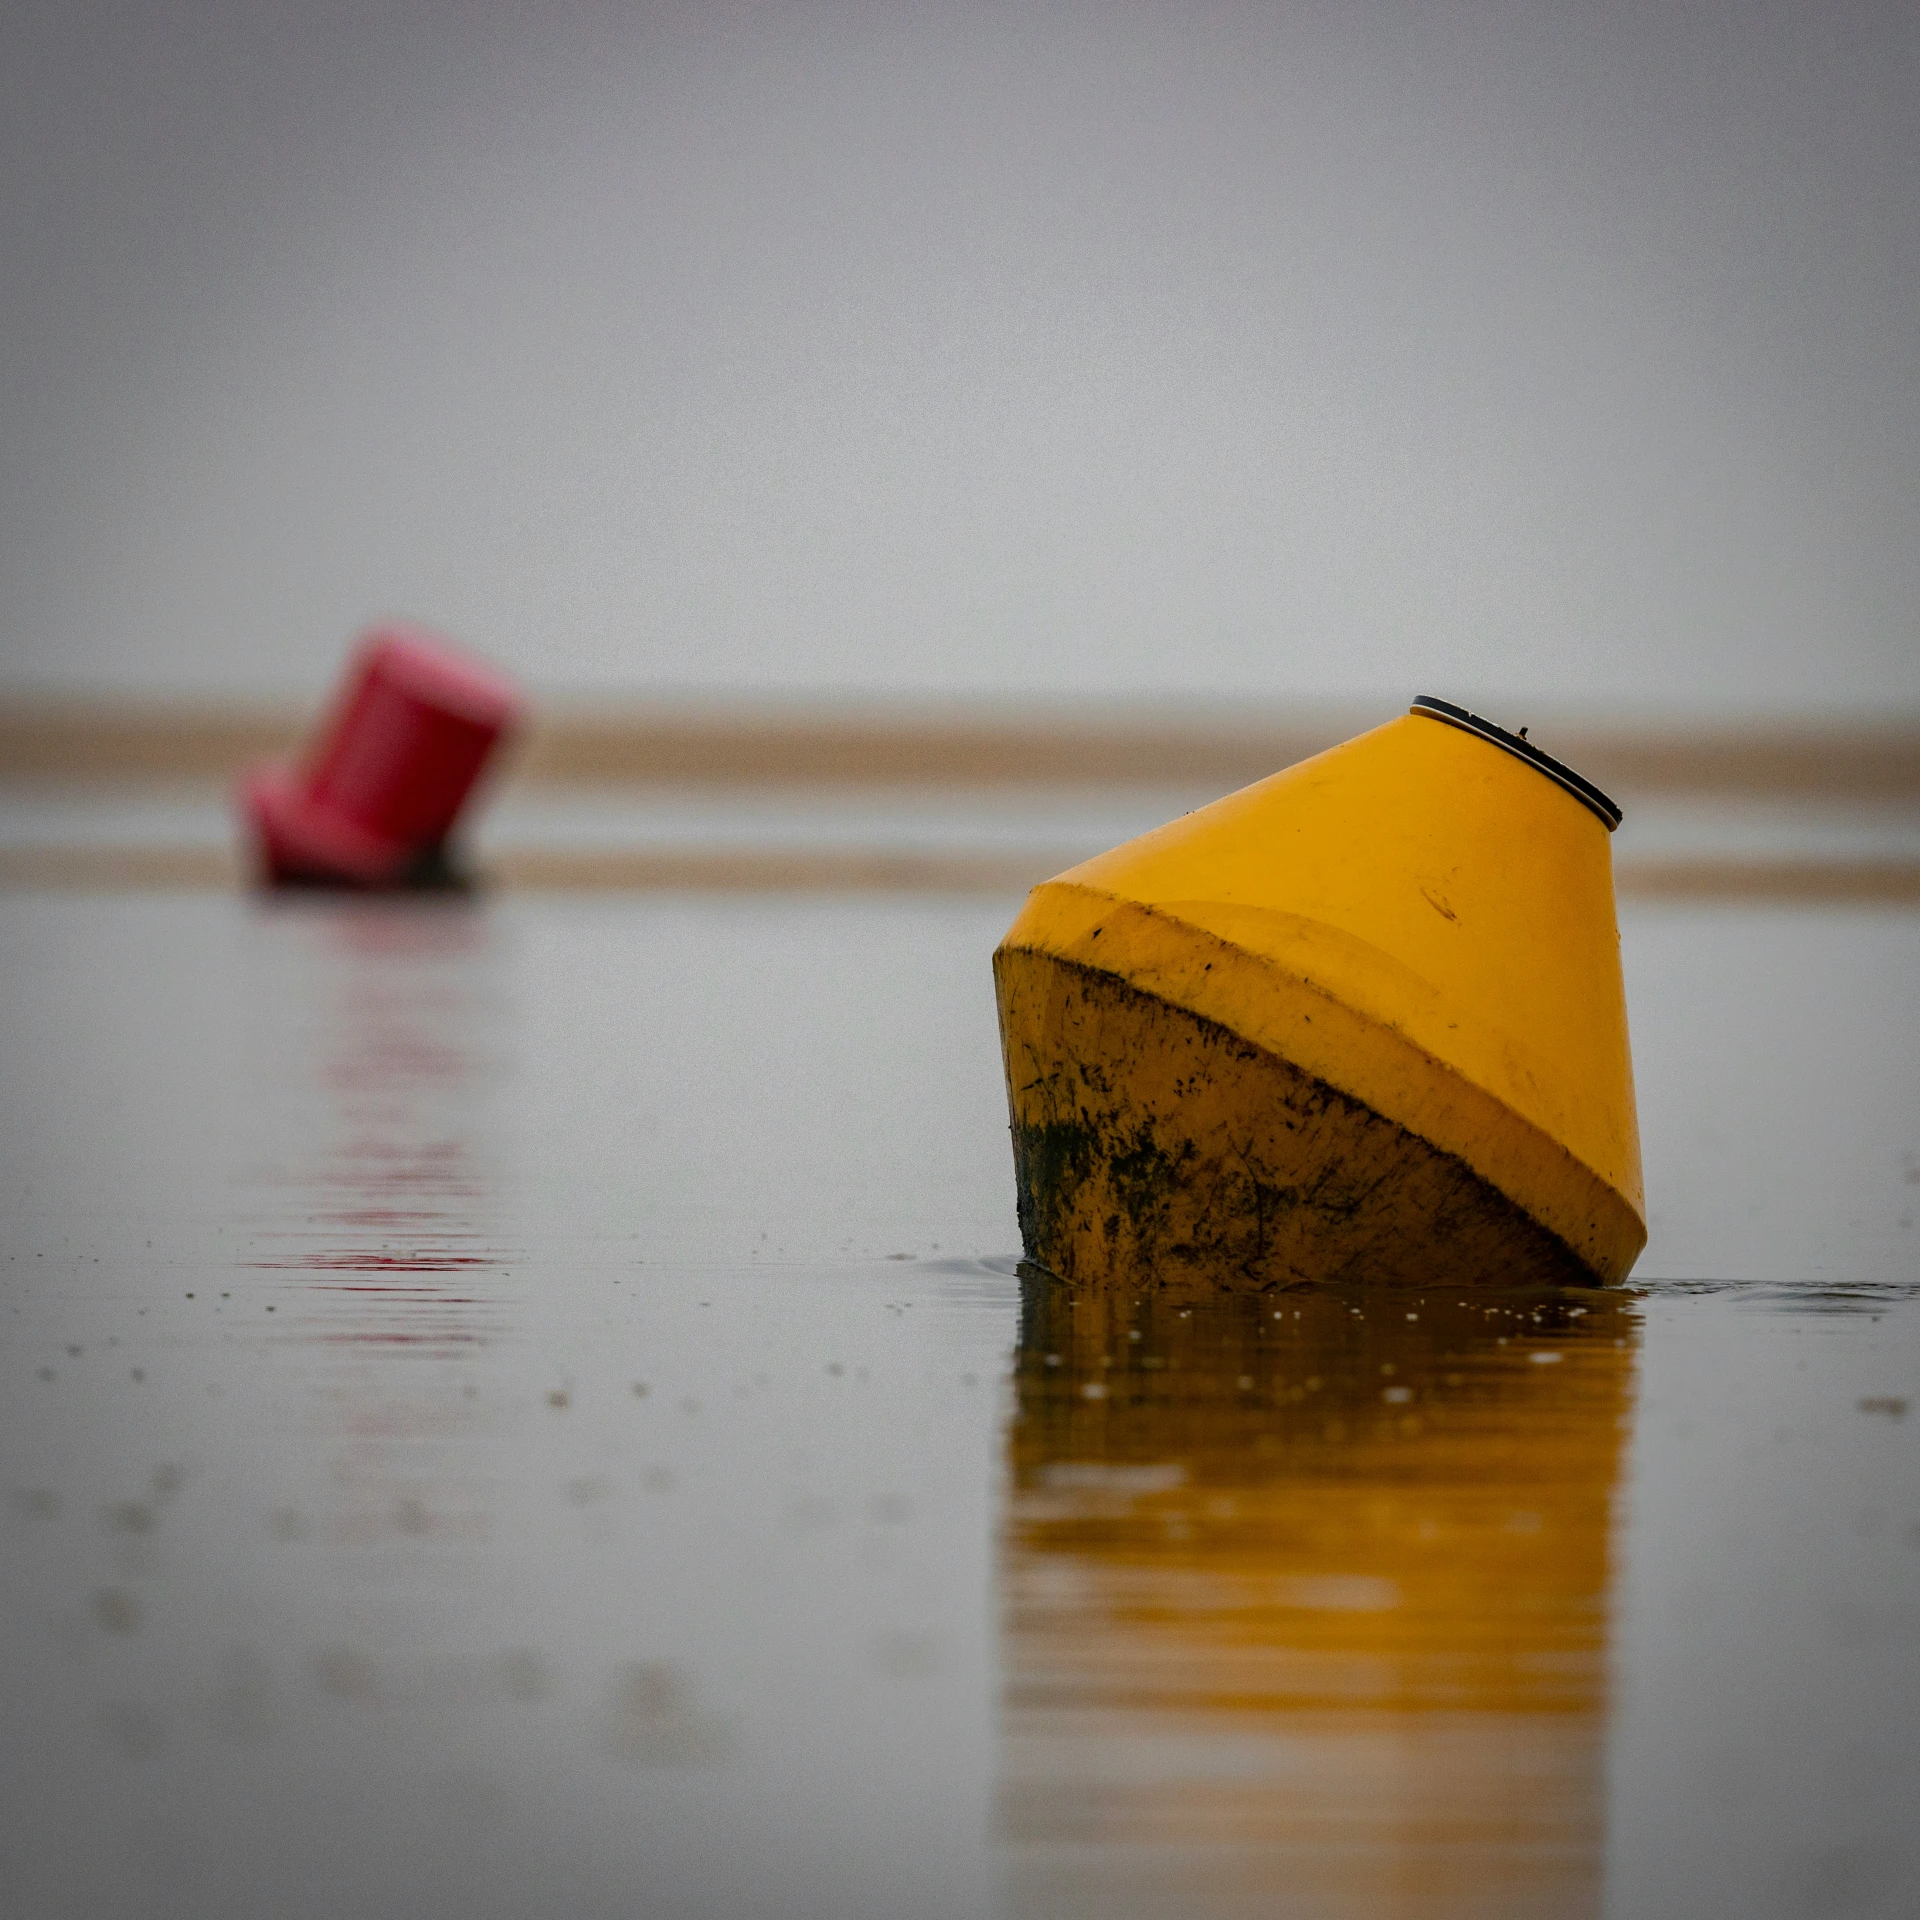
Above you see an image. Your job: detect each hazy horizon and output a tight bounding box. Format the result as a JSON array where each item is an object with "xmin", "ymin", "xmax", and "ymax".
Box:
[{"xmin": 3, "ymin": 2, "xmax": 1916, "ymax": 718}]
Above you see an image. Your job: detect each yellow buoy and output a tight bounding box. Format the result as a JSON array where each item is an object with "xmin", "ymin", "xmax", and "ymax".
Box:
[{"xmin": 993, "ymin": 698, "xmax": 1645, "ymax": 1292}]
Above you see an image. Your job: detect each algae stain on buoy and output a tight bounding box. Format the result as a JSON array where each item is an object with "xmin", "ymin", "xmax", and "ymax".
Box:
[{"xmin": 993, "ymin": 698, "xmax": 1645, "ymax": 1293}]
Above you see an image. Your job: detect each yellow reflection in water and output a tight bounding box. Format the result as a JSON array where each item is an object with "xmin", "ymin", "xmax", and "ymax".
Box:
[{"xmin": 1000, "ymin": 1275, "xmax": 1638, "ymax": 1920}]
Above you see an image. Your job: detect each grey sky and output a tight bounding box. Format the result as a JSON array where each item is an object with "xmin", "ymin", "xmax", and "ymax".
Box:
[{"xmin": 1, "ymin": 1, "xmax": 1915, "ymax": 713}]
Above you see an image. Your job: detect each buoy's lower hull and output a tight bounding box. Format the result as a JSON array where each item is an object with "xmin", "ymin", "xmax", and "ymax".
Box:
[{"xmin": 996, "ymin": 946, "xmax": 1601, "ymax": 1294}]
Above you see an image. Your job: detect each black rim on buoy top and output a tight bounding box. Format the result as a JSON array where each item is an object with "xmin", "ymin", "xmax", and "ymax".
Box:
[{"xmin": 1409, "ymin": 696, "xmax": 1623, "ymax": 832}]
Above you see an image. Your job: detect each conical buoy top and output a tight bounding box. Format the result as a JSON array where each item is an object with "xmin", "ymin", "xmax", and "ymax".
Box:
[{"xmin": 993, "ymin": 700, "xmax": 1644, "ymax": 1292}]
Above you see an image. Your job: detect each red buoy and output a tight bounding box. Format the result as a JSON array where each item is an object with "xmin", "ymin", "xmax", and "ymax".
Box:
[{"xmin": 239, "ymin": 624, "xmax": 522, "ymax": 887}]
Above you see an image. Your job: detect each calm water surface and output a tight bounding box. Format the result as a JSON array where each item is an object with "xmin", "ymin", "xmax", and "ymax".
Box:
[{"xmin": 1, "ymin": 893, "xmax": 1915, "ymax": 1918}]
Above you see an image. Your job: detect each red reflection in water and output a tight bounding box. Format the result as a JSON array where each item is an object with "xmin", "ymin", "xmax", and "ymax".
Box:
[
  {"xmin": 309, "ymin": 1332, "xmax": 491, "ymax": 1349},
  {"xmin": 239, "ymin": 904, "xmax": 516, "ymax": 1333},
  {"xmin": 248, "ymin": 1255, "xmax": 500, "ymax": 1271},
  {"xmin": 228, "ymin": 906, "xmax": 518, "ymax": 1562}
]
